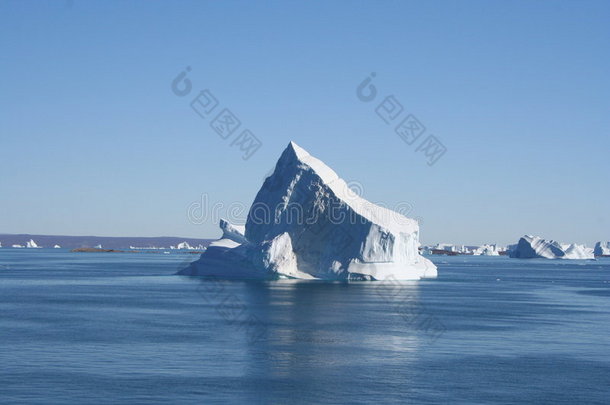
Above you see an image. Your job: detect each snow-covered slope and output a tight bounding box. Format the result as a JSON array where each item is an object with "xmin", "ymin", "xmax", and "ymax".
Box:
[
  {"xmin": 594, "ymin": 242, "xmax": 610, "ymax": 257},
  {"xmin": 509, "ymin": 235, "xmax": 594, "ymax": 259},
  {"xmin": 180, "ymin": 141, "xmax": 437, "ymax": 280}
]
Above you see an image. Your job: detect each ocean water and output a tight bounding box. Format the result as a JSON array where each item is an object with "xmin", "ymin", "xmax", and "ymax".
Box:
[{"xmin": 1, "ymin": 249, "xmax": 609, "ymax": 404}]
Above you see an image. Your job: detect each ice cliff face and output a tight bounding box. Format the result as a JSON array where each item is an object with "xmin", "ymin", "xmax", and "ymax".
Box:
[
  {"xmin": 594, "ymin": 242, "xmax": 610, "ymax": 257},
  {"xmin": 180, "ymin": 141, "xmax": 437, "ymax": 280},
  {"xmin": 509, "ymin": 235, "xmax": 594, "ymax": 260}
]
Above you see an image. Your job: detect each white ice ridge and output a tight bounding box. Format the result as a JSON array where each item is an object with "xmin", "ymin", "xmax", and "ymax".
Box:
[
  {"xmin": 509, "ymin": 235, "xmax": 594, "ymax": 260},
  {"xmin": 220, "ymin": 219, "xmax": 247, "ymax": 244},
  {"xmin": 180, "ymin": 141, "xmax": 437, "ymax": 280}
]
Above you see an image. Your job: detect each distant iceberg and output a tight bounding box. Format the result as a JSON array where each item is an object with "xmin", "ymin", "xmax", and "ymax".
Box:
[
  {"xmin": 180, "ymin": 141, "xmax": 436, "ymax": 280},
  {"xmin": 509, "ymin": 235, "xmax": 594, "ymax": 259},
  {"xmin": 594, "ymin": 242, "xmax": 610, "ymax": 257},
  {"xmin": 426, "ymin": 243, "xmax": 466, "ymax": 255},
  {"xmin": 424, "ymin": 243, "xmax": 506, "ymax": 256},
  {"xmin": 432, "ymin": 243, "xmax": 463, "ymax": 253},
  {"xmin": 176, "ymin": 241, "xmax": 194, "ymax": 250},
  {"xmin": 472, "ymin": 244, "xmax": 500, "ymax": 256},
  {"xmin": 26, "ymin": 239, "xmax": 40, "ymax": 248},
  {"xmin": 54, "ymin": 244, "xmax": 61, "ymax": 249}
]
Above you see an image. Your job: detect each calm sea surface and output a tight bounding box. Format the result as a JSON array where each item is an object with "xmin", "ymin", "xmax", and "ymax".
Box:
[{"xmin": 1, "ymin": 249, "xmax": 609, "ymax": 404}]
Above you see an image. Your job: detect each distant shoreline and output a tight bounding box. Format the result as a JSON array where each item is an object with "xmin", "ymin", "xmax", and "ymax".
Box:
[
  {"xmin": 70, "ymin": 247, "xmax": 204, "ymax": 254},
  {"xmin": 0, "ymin": 233, "xmax": 213, "ymax": 250}
]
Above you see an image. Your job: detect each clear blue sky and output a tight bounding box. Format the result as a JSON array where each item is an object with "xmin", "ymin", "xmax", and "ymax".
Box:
[{"xmin": 1, "ymin": 0, "xmax": 608, "ymax": 246}]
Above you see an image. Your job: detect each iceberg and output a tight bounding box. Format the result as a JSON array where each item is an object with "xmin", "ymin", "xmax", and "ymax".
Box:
[
  {"xmin": 594, "ymin": 242, "xmax": 610, "ymax": 257},
  {"xmin": 54, "ymin": 245, "xmax": 61, "ymax": 249},
  {"xmin": 176, "ymin": 241, "xmax": 194, "ymax": 250},
  {"xmin": 427, "ymin": 243, "xmax": 462, "ymax": 256},
  {"xmin": 26, "ymin": 239, "xmax": 40, "ymax": 248},
  {"xmin": 434, "ymin": 243, "xmax": 460, "ymax": 253},
  {"xmin": 180, "ymin": 141, "xmax": 437, "ymax": 280},
  {"xmin": 509, "ymin": 235, "xmax": 594, "ymax": 259},
  {"xmin": 472, "ymin": 244, "xmax": 500, "ymax": 256}
]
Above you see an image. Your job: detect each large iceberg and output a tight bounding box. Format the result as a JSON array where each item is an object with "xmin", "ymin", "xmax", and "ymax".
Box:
[
  {"xmin": 180, "ymin": 141, "xmax": 437, "ymax": 280},
  {"xmin": 509, "ymin": 235, "xmax": 594, "ymax": 260},
  {"xmin": 594, "ymin": 242, "xmax": 610, "ymax": 257}
]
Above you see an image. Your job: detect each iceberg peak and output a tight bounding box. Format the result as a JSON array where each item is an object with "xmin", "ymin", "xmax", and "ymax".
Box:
[{"xmin": 286, "ymin": 141, "xmax": 310, "ymax": 160}]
